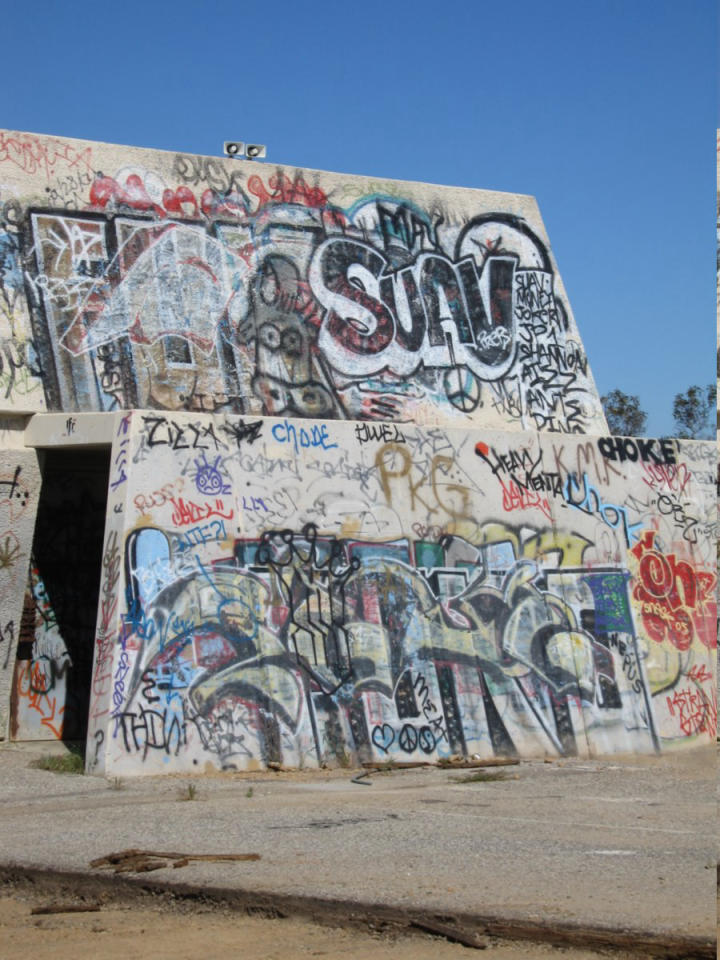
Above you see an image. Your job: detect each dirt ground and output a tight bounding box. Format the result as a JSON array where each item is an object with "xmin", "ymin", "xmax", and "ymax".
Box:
[
  {"xmin": 0, "ymin": 890, "xmax": 664, "ymax": 960},
  {"xmin": 1, "ymin": 747, "xmax": 714, "ymax": 958}
]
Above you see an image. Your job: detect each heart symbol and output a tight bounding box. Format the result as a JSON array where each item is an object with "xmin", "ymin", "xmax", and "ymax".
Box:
[{"xmin": 371, "ymin": 723, "xmax": 394, "ymax": 753}]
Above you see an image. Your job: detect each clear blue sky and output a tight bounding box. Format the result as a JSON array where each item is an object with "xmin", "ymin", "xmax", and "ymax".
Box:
[{"xmin": 3, "ymin": 0, "xmax": 716, "ymax": 436}]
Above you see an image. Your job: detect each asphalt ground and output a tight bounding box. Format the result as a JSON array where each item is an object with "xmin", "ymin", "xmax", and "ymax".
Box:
[{"xmin": 0, "ymin": 741, "xmax": 715, "ymax": 957}]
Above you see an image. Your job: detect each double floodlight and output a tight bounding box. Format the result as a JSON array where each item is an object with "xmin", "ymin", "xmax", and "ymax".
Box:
[{"xmin": 223, "ymin": 142, "xmax": 267, "ymax": 160}]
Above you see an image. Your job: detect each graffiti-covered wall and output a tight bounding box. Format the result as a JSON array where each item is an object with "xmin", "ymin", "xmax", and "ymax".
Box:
[
  {"xmin": 7, "ymin": 447, "xmax": 109, "ymax": 743},
  {"xmin": 0, "ymin": 131, "xmax": 714, "ymax": 771},
  {"xmin": 0, "ymin": 439, "xmax": 40, "ymax": 737},
  {"xmin": 0, "ymin": 130, "xmax": 606, "ymax": 434},
  {"xmin": 79, "ymin": 411, "xmax": 716, "ymax": 776}
]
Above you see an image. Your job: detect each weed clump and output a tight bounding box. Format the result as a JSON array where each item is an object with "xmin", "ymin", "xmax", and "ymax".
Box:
[
  {"xmin": 29, "ymin": 747, "xmax": 84, "ymax": 774},
  {"xmin": 452, "ymin": 770, "xmax": 509, "ymax": 784}
]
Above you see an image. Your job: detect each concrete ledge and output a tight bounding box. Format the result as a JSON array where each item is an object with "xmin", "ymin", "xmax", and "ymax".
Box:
[{"xmin": 23, "ymin": 411, "xmax": 115, "ymax": 447}]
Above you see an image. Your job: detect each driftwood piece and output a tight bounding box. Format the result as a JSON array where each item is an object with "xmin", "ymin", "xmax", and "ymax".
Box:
[
  {"xmin": 410, "ymin": 918, "xmax": 488, "ymax": 949},
  {"xmin": 350, "ymin": 771, "xmax": 372, "ymax": 785},
  {"xmin": 114, "ymin": 858, "xmax": 169, "ymax": 874},
  {"xmin": 361, "ymin": 757, "xmax": 520, "ymax": 772},
  {"xmin": 90, "ymin": 848, "xmax": 261, "ymax": 873},
  {"xmin": 438, "ymin": 757, "xmax": 519, "ymax": 769},
  {"xmin": 361, "ymin": 761, "xmax": 430, "ymax": 770},
  {"xmin": 176, "ymin": 853, "xmax": 261, "ymax": 862},
  {"xmin": 31, "ymin": 903, "xmax": 101, "ymax": 915}
]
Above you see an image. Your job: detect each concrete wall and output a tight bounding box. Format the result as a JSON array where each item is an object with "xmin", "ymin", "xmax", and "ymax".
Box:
[
  {"xmin": 0, "ymin": 131, "xmax": 715, "ymax": 772},
  {"xmin": 72, "ymin": 411, "xmax": 715, "ymax": 776},
  {"xmin": 0, "ymin": 439, "xmax": 40, "ymax": 738},
  {"xmin": 0, "ymin": 129, "xmax": 606, "ymax": 434}
]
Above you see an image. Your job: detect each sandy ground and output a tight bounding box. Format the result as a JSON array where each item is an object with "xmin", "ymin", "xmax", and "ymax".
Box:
[{"xmin": 0, "ymin": 891, "xmax": 653, "ymax": 960}]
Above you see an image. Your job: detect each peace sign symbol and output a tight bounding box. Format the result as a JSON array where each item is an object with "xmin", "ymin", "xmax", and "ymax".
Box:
[{"xmin": 443, "ymin": 366, "xmax": 481, "ymax": 412}]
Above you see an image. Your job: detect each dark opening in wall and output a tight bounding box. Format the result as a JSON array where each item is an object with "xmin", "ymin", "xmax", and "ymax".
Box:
[{"xmin": 10, "ymin": 447, "xmax": 110, "ymax": 750}]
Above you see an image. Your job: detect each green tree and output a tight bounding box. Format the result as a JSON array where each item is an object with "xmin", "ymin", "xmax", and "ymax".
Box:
[
  {"xmin": 672, "ymin": 384, "xmax": 715, "ymax": 439},
  {"xmin": 600, "ymin": 389, "xmax": 647, "ymax": 436}
]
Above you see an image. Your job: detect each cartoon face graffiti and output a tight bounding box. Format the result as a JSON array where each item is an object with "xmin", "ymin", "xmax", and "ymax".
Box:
[{"xmin": 192, "ymin": 454, "xmax": 230, "ymax": 497}]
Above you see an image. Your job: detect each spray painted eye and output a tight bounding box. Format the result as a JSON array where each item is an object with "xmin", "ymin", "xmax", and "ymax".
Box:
[
  {"xmin": 296, "ymin": 385, "xmax": 331, "ymax": 414},
  {"xmin": 281, "ymin": 329, "xmax": 303, "ymax": 357},
  {"xmin": 258, "ymin": 323, "xmax": 281, "ymax": 350}
]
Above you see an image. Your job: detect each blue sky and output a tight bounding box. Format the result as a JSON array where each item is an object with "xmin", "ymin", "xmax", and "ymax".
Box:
[{"xmin": 3, "ymin": 0, "xmax": 716, "ymax": 436}]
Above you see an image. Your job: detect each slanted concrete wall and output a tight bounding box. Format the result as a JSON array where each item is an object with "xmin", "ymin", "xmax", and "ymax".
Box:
[
  {"xmin": 0, "ymin": 129, "xmax": 605, "ymax": 434},
  {"xmin": 76, "ymin": 411, "xmax": 715, "ymax": 776}
]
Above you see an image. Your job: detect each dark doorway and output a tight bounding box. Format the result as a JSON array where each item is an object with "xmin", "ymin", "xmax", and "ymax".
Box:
[{"xmin": 10, "ymin": 447, "xmax": 110, "ymax": 750}]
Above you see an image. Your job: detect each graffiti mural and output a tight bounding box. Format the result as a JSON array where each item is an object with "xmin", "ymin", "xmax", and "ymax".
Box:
[
  {"xmin": 82, "ymin": 413, "xmax": 715, "ymax": 776},
  {"xmin": 0, "ymin": 133, "xmax": 714, "ymax": 769},
  {"xmin": 0, "ymin": 130, "xmax": 606, "ymax": 433},
  {"xmin": 10, "ymin": 560, "xmax": 71, "ymax": 740}
]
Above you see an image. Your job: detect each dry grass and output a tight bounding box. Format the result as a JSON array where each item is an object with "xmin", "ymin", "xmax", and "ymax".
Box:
[
  {"xmin": 29, "ymin": 747, "xmax": 84, "ymax": 774},
  {"xmin": 451, "ymin": 770, "xmax": 509, "ymax": 783}
]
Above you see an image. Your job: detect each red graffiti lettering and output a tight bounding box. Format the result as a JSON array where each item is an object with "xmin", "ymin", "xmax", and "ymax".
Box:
[
  {"xmin": 687, "ymin": 663, "xmax": 713, "ymax": 684},
  {"xmin": 170, "ymin": 497, "xmax": 234, "ymax": 528},
  {"xmin": 666, "ymin": 685, "xmax": 717, "ymax": 737},
  {"xmin": 641, "ymin": 461, "xmax": 691, "ymax": 495},
  {"xmin": 631, "ymin": 531, "xmax": 716, "ymax": 651},
  {"xmin": 499, "ymin": 477, "xmax": 552, "ymax": 520},
  {"xmin": 247, "ymin": 172, "xmax": 328, "ymax": 211},
  {"xmin": 0, "ymin": 131, "xmax": 93, "ymax": 179}
]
